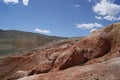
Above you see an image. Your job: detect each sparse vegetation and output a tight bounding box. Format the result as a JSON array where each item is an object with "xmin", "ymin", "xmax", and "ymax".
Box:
[{"xmin": 0, "ymin": 30, "xmax": 66, "ymax": 56}]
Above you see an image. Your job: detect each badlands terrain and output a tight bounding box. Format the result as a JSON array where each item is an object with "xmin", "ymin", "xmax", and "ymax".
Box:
[{"xmin": 0, "ymin": 22, "xmax": 120, "ymax": 80}]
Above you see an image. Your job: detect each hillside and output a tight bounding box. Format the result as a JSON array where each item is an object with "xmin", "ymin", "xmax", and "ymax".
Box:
[
  {"xmin": 0, "ymin": 30, "xmax": 66, "ymax": 56},
  {"xmin": 0, "ymin": 22, "xmax": 120, "ymax": 80}
]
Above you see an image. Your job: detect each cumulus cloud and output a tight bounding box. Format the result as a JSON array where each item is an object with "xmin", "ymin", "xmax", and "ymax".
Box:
[
  {"xmin": 74, "ymin": 4, "xmax": 80, "ymax": 8},
  {"xmin": 76, "ymin": 23, "xmax": 103, "ymax": 29},
  {"xmin": 93, "ymin": 0, "xmax": 120, "ymax": 21},
  {"xmin": 3, "ymin": 0, "xmax": 19, "ymax": 4},
  {"xmin": 22, "ymin": 0, "xmax": 29, "ymax": 6},
  {"xmin": 3, "ymin": 0, "xmax": 29, "ymax": 6},
  {"xmin": 95, "ymin": 16, "xmax": 103, "ymax": 20},
  {"xmin": 34, "ymin": 28, "xmax": 50, "ymax": 34},
  {"xmin": 103, "ymin": 15, "xmax": 120, "ymax": 21}
]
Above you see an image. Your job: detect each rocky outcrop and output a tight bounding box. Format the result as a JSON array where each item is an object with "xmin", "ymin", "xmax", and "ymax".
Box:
[
  {"xmin": 50, "ymin": 29, "xmax": 111, "ymax": 71},
  {"xmin": 76, "ymin": 32, "xmax": 111, "ymax": 59},
  {"xmin": 85, "ymin": 23, "xmax": 120, "ymax": 65},
  {"xmin": 9, "ymin": 70, "xmax": 28, "ymax": 80},
  {"xmin": 18, "ymin": 57, "xmax": 120, "ymax": 80},
  {"xmin": 0, "ymin": 22, "xmax": 120, "ymax": 80}
]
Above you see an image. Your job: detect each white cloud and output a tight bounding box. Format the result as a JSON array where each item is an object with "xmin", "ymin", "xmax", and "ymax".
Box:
[
  {"xmin": 74, "ymin": 4, "xmax": 80, "ymax": 8},
  {"xmin": 93, "ymin": 0, "xmax": 120, "ymax": 21},
  {"xmin": 76, "ymin": 23, "xmax": 103, "ymax": 29},
  {"xmin": 90, "ymin": 28, "xmax": 97, "ymax": 33},
  {"xmin": 3, "ymin": 0, "xmax": 19, "ymax": 4},
  {"xmin": 3, "ymin": 0, "xmax": 29, "ymax": 6},
  {"xmin": 93, "ymin": 0, "xmax": 120, "ymax": 16},
  {"xmin": 103, "ymin": 15, "xmax": 120, "ymax": 21},
  {"xmin": 95, "ymin": 16, "xmax": 103, "ymax": 20},
  {"xmin": 34, "ymin": 28, "xmax": 50, "ymax": 34},
  {"xmin": 22, "ymin": 0, "xmax": 29, "ymax": 6}
]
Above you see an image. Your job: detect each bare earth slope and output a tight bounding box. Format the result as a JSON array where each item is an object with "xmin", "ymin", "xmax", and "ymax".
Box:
[
  {"xmin": 18, "ymin": 57, "xmax": 120, "ymax": 80},
  {"xmin": 0, "ymin": 30, "xmax": 65, "ymax": 56},
  {"xmin": 0, "ymin": 22, "xmax": 120, "ymax": 80}
]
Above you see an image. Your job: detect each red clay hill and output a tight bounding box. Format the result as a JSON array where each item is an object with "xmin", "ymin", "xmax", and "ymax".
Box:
[{"xmin": 0, "ymin": 22, "xmax": 120, "ymax": 80}]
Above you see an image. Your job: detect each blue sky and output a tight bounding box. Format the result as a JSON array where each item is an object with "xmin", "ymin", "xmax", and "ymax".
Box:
[{"xmin": 0, "ymin": 0, "xmax": 120, "ymax": 37}]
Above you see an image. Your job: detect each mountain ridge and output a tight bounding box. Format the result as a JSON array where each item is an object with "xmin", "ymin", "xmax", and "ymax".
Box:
[{"xmin": 0, "ymin": 29, "xmax": 66, "ymax": 56}]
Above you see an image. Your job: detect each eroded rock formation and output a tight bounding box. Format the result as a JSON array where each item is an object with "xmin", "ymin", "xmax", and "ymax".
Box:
[{"xmin": 0, "ymin": 22, "xmax": 120, "ymax": 80}]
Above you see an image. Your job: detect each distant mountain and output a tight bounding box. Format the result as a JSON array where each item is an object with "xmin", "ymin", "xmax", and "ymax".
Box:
[
  {"xmin": 0, "ymin": 30, "xmax": 66, "ymax": 55},
  {"xmin": 0, "ymin": 29, "xmax": 4, "ymax": 32}
]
